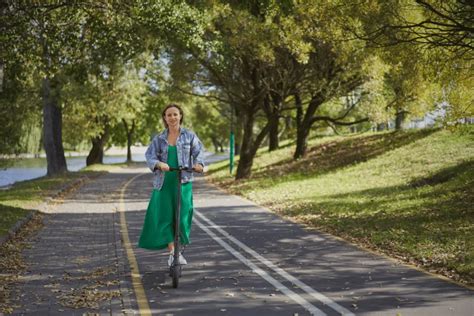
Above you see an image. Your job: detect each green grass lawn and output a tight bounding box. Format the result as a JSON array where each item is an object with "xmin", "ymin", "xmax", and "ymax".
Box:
[
  {"xmin": 207, "ymin": 128, "xmax": 474, "ymax": 285},
  {"xmin": 0, "ymin": 161, "xmax": 143, "ymax": 239},
  {"xmin": 1, "ymin": 173, "xmax": 76, "ymax": 237},
  {"xmin": 0, "ymin": 169, "xmax": 110, "ymax": 238}
]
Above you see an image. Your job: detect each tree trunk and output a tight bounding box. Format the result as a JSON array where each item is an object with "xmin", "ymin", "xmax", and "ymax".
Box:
[
  {"xmin": 86, "ymin": 126, "xmax": 110, "ymax": 166},
  {"xmin": 235, "ymin": 115, "xmax": 268, "ymax": 180},
  {"xmin": 294, "ymin": 123, "xmax": 310, "ymax": 160},
  {"xmin": 265, "ymin": 94, "xmax": 281, "ymax": 152},
  {"xmin": 127, "ymin": 120, "xmax": 135, "ymax": 163},
  {"xmin": 126, "ymin": 135, "xmax": 132, "ymax": 163},
  {"xmin": 293, "ymin": 92, "xmax": 324, "ymax": 159},
  {"xmin": 395, "ymin": 110, "xmax": 406, "ymax": 130},
  {"xmin": 126, "ymin": 137, "xmax": 132, "ymax": 163},
  {"xmin": 236, "ymin": 149, "xmax": 254, "ymax": 180},
  {"xmin": 236, "ymin": 113, "xmax": 255, "ymax": 180},
  {"xmin": 42, "ymin": 77, "xmax": 68, "ymax": 176},
  {"xmin": 234, "ymin": 109, "xmax": 243, "ymax": 156},
  {"xmin": 293, "ymin": 92, "xmax": 307, "ymax": 159},
  {"xmin": 211, "ymin": 136, "xmax": 219, "ymax": 153},
  {"xmin": 268, "ymin": 112, "xmax": 279, "ymax": 151},
  {"xmin": 234, "ymin": 123, "xmax": 243, "ymax": 156},
  {"xmin": 235, "ymin": 113, "xmax": 270, "ymax": 179}
]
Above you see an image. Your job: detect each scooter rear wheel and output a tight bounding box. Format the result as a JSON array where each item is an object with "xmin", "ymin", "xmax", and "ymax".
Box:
[{"xmin": 171, "ymin": 264, "xmax": 181, "ymax": 288}]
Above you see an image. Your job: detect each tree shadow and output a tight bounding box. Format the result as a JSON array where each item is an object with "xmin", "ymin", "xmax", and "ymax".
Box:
[
  {"xmin": 409, "ymin": 159, "xmax": 474, "ymax": 187},
  {"xmin": 255, "ymin": 128, "xmax": 439, "ymax": 180},
  {"xmin": 279, "ymin": 159, "xmax": 474, "ymax": 284}
]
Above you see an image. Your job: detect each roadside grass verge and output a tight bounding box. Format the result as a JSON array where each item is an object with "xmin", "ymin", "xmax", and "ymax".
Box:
[
  {"xmin": 0, "ymin": 160, "xmax": 144, "ymax": 239},
  {"xmin": 207, "ymin": 128, "xmax": 474, "ymax": 285},
  {"xmin": 0, "ymin": 170, "xmax": 105, "ymax": 239},
  {"xmin": 0, "ymin": 160, "xmax": 145, "ymax": 239}
]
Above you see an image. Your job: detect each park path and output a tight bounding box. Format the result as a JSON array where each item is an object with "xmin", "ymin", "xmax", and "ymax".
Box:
[{"xmin": 9, "ymin": 164, "xmax": 474, "ymax": 315}]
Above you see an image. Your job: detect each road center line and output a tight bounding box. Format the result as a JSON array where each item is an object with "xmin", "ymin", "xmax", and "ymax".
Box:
[
  {"xmin": 119, "ymin": 173, "xmax": 151, "ymax": 316},
  {"xmin": 193, "ymin": 215, "xmax": 327, "ymax": 316},
  {"xmin": 195, "ymin": 210, "xmax": 355, "ymax": 316}
]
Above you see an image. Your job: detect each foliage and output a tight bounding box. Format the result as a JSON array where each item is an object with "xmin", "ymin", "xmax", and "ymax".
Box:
[
  {"xmin": 380, "ymin": 43, "xmax": 439, "ymax": 127},
  {"xmin": 433, "ymin": 62, "xmax": 474, "ymax": 127},
  {"xmin": 355, "ymin": 0, "xmax": 473, "ymax": 60},
  {"xmin": 1, "ymin": 0, "xmax": 472, "ymax": 165},
  {"xmin": 0, "ymin": 59, "xmax": 41, "ymax": 154},
  {"xmin": 191, "ymin": 100, "xmax": 230, "ymax": 152},
  {"xmin": 345, "ymin": 0, "xmax": 474, "ymax": 125}
]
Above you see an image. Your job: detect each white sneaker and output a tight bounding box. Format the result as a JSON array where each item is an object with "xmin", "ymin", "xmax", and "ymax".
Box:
[
  {"xmin": 168, "ymin": 252, "xmax": 188, "ymax": 266},
  {"xmin": 178, "ymin": 253, "xmax": 187, "ymax": 265}
]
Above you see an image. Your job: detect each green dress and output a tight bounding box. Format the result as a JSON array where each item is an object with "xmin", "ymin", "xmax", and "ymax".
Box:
[{"xmin": 138, "ymin": 145, "xmax": 193, "ymax": 250}]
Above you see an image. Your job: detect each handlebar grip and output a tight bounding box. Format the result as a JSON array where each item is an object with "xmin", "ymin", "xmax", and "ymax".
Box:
[{"xmin": 168, "ymin": 167, "xmax": 204, "ymax": 173}]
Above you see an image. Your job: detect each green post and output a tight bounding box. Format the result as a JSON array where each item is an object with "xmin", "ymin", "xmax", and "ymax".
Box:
[
  {"xmin": 229, "ymin": 105, "xmax": 235, "ymax": 174},
  {"xmin": 229, "ymin": 131, "xmax": 235, "ymax": 174}
]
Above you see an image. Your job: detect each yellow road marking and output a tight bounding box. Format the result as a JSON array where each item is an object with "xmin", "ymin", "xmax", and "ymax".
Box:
[{"xmin": 119, "ymin": 173, "xmax": 151, "ymax": 315}]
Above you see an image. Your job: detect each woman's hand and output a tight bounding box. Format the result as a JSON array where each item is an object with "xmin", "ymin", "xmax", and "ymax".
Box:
[
  {"xmin": 193, "ymin": 163, "xmax": 204, "ymax": 173},
  {"xmin": 157, "ymin": 162, "xmax": 170, "ymax": 171}
]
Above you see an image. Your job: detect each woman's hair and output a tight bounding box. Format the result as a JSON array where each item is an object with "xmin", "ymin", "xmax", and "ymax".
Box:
[{"xmin": 162, "ymin": 103, "xmax": 184, "ymax": 128}]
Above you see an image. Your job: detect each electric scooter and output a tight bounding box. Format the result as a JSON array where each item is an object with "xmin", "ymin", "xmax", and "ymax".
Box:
[{"xmin": 168, "ymin": 166, "xmax": 197, "ymax": 288}]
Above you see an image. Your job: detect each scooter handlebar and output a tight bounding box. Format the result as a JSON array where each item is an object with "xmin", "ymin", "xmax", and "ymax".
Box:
[{"xmin": 168, "ymin": 167, "xmax": 204, "ymax": 173}]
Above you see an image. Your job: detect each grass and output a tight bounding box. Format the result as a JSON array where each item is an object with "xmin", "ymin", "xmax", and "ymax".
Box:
[
  {"xmin": 0, "ymin": 169, "xmax": 108, "ymax": 239},
  {"xmin": 0, "ymin": 160, "xmax": 141, "ymax": 238},
  {"xmin": 207, "ymin": 128, "xmax": 474, "ymax": 285},
  {"xmin": 0, "ymin": 206, "xmax": 31, "ymax": 237},
  {"xmin": 0, "ymin": 173, "xmax": 73, "ymax": 238}
]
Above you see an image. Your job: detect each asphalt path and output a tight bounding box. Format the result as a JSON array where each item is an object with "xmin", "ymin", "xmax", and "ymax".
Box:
[
  {"xmin": 9, "ymin": 160, "xmax": 472, "ymax": 315},
  {"xmin": 122, "ymin": 168, "xmax": 474, "ymax": 316}
]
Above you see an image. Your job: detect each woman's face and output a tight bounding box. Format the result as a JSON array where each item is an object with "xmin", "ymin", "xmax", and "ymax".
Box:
[{"xmin": 164, "ymin": 106, "xmax": 182, "ymax": 129}]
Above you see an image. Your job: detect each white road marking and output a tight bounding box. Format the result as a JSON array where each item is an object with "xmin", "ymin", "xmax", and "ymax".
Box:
[
  {"xmin": 195, "ymin": 210, "xmax": 356, "ymax": 316},
  {"xmin": 193, "ymin": 215, "xmax": 327, "ymax": 316}
]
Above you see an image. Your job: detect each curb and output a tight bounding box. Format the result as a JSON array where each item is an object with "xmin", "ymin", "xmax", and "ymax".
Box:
[{"xmin": 0, "ymin": 210, "xmax": 36, "ymax": 246}]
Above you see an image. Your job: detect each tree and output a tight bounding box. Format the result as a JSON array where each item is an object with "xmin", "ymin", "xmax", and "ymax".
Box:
[
  {"xmin": 179, "ymin": 1, "xmax": 377, "ymax": 176},
  {"xmin": 0, "ymin": 58, "xmax": 41, "ymax": 155},
  {"xmin": 192, "ymin": 100, "xmax": 230, "ymax": 153},
  {"xmin": 270, "ymin": 1, "xmax": 372, "ymax": 159},
  {"xmin": 346, "ymin": 0, "xmax": 473, "ymax": 126},
  {"xmin": 109, "ymin": 54, "xmax": 167, "ymax": 162},
  {"xmin": 180, "ymin": 1, "xmax": 295, "ymax": 178},
  {"xmin": 356, "ymin": 0, "xmax": 474, "ymax": 60},
  {"xmin": 2, "ymin": 2, "xmax": 136, "ymax": 174},
  {"xmin": 382, "ymin": 44, "xmax": 438, "ymax": 129},
  {"xmin": 2, "ymin": 1, "xmax": 205, "ymax": 172}
]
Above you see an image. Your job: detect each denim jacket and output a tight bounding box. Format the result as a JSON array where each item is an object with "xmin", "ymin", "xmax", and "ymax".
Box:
[{"xmin": 145, "ymin": 127, "xmax": 205, "ymax": 190}]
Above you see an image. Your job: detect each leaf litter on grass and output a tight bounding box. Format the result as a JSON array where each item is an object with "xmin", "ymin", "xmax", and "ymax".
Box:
[{"xmin": 0, "ymin": 212, "xmax": 43, "ymax": 314}]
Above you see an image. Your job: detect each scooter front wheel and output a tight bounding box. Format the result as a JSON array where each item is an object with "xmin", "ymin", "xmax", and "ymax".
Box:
[{"xmin": 170, "ymin": 264, "xmax": 181, "ymax": 288}]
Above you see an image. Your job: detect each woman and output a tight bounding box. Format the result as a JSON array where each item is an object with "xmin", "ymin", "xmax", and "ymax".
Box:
[{"xmin": 138, "ymin": 104, "xmax": 205, "ymax": 266}]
